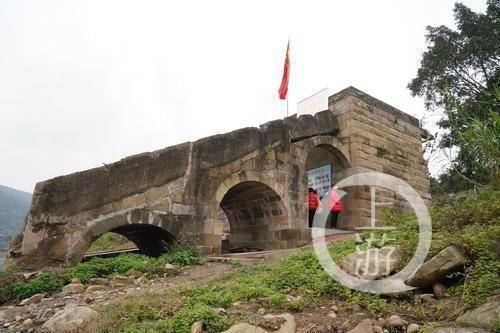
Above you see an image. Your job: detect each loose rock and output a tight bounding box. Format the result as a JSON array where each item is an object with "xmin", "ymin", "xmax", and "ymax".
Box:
[
  {"xmin": 191, "ymin": 321, "xmax": 203, "ymax": 333},
  {"xmin": 456, "ymin": 297, "xmax": 500, "ymax": 329},
  {"xmin": 61, "ymin": 283, "xmax": 85, "ymax": 295},
  {"xmin": 407, "ymin": 323, "xmax": 419, "ymax": 333},
  {"xmin": 111, "ymin": 275, "xmax": 135, "ymax": 287},
  {"xmin": 41, "ymin": 306, "xmax": 99, "ymax": 333},
  {"xmin": 347, "ymin": 319, "xmax": 376, "ymax": 333},
  {"xmin": 386, "ymin": 315, "xmax": 407, "ymax": 327},
  {"xmin": 407, "ymin": 245, "xmax": 467, "ymax": 288},
  {"xmin": 19, "ymin": 293, "xmax": 46, "ymax": 306},
  {"xmin": 432, "ymin": 282, "xmax": 445, "ymax": 298}
]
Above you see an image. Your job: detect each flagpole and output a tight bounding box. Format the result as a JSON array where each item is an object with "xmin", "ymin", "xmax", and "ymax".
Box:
[{"xmin": 286, "ymin": 94, "xmax": 289, "ymax": 117}]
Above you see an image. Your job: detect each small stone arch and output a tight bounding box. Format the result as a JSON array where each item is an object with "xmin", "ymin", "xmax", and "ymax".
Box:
[{"xmin": 303, "ymin": 139, "xmax": 352, "ymax": 229}]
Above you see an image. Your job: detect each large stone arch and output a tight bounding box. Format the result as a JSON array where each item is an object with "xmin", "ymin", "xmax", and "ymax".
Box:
[{"xmin": 203, "ymin": 171, "xmax": 289, "ymax": 252}]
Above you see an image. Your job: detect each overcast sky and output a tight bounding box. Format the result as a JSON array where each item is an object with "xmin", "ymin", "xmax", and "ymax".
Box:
[{"xmin": 0, "ymin": 0, "xmax": 486, "ymax": 192}]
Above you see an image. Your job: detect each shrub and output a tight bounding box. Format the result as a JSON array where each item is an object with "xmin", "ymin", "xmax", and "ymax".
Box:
[
  {"xmin": 159, "ymin": 246, "xmax": 205, "ymax": 267},
  {"xmin": 168, "ymin": 303, "xmax": 229, "ymax": 333},
  {"xmin": 9, "ymin": 272, "xmax": 64, "ymax": 300}
]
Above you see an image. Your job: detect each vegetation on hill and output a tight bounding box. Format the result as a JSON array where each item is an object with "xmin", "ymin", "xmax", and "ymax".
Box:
[
  {"xmin": 89, "ymin": 186, "xmax": 497, "ymax": 332},
  {"xmin": 0, "ymin": 185, "xmax": 31, "ymax": 252},
  {"xmin": 87, "ymin": 232, "xmax": 136, "ymax": 253},
  {"xmin": 409, "ymin": 0, "xmax": 500, "ymax": 188}
]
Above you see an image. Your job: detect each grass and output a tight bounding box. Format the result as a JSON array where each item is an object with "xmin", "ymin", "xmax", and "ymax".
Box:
[
  {"xmin": 0, "ymin": 246, "xmax": 204, "ymax": 302},
  {"xmin": 88, "ymin": 232, "xmax": 136, "ymax": 252},
  {"xmin": 96, "ymin": 186, "xmax": 499, "ymax": 332}
]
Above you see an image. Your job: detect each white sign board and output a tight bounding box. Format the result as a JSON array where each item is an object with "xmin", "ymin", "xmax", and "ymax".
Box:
[
  {"xmin": 307, "ymin": 164, "xmax": 331, "ymax": 198},
  {"xmin": 297, "ymin": 88, "xmax": 329, "ymax": 115}
]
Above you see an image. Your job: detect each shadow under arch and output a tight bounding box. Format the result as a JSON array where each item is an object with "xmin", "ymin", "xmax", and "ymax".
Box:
[
  {"xmin": 86, "ymin": 223, "xmax": 178, "ymax": 258},
  {"xmin": 219, "ymin": 180, "xmax": 288, "ymax": 252},
  {"xmin": 305, "ymin": 143, "xmax": 352, "ymax": 229}
]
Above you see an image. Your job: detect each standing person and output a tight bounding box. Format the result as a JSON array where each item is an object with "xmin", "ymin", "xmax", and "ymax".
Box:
[
  {"xmin": 308, "ymin": 188, "xmax": 321, "ymax": 228},
  {"xmin": 327, "ymin": 185, "xmax": 343, "ymax": 228}
]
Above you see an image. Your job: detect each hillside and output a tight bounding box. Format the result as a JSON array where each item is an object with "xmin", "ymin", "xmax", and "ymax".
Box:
[{"xmin": 0, "ymin": 185, "xmax": 31, "ymax": 251}]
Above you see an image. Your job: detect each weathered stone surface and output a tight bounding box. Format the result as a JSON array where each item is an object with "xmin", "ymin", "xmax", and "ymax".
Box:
[
  {"xmin": 407, "ymin": 245, "xmax": 468, "ymax": 288},
  {"xmin": 222, "ymin": 313, "xmax": 295, "ymax": 333},
  {"xmin": 339, "ymin": 247, "xmax": 402, "ymax": 280},
  {"xmin": 457, "ymin": 297, "xmax": 500, "ymax": 329},
  {"xmin": 347, "ymin": 319, "xmax": 376, "ymax": 333},
  {"xmin": 127, "ymin": 268, "xmax": 143, "ymax": 279},
  {"xmin": 86, "ymin": 285, "xmax": 107, "ymax": 293},
  {"xmin": 386, "ymin": 315, "xmax": 407, "ymax": 327},
  {"xmin": 111, "ymin": 275, "xmax": 135, "ymax": 287},
  {"xmin": 41, "ymin": 306, "xmax": 99, "ymax": 333},
  {"xmin": 191, "ymin": 321, "xmax": 203, "ymax": 333},
  {"xmin": 88, "ymin": 278, "xmax": 111, "ymax": 286},
  {"xmin": 407, "ymin": 323, "xmax": 419, "ymax": 333},
  {"xmin": 19, "ymin": 293, "xmax": 46, "ymax": 306},
  {"xmin": 6, "ymin": 87, "xmax": 431, "ymax": 270},
  {"xmin": 61, "ymin": 283, "xmax": 85, "ymax": 295}
]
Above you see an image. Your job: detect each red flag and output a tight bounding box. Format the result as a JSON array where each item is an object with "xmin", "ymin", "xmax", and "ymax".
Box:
[{"xmin": 278, "ymin": 42, "xmax": 290, "ymax": 100}]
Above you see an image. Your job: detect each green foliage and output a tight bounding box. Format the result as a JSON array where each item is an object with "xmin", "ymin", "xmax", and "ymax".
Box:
[
  {"xmin": 384, "ymin": 185, "xmax": 500, "ymax": 308},
  {"xmin": 9, "ymin": 272, "xmax": 64, "ymax": 300},
  {"xmin": 88, "ymin": 232, "xmax": 135, "ymax": 253},
  {"xmin": 168, "ymin": 304, "xmax": 230, "ymax": 333},
  {"xmin": 158, "ymin": 246, "xmax": 205, "ymax": 267},
  {"xmin": 66, "ymin": 253, "xmax": 157, "ymax": 283},
  {"xmin": 408, "ymin": 0, "xmax": 500, "ymax": 185},
  {"xmin": 67, "ymin": 247, "xmax": 204, "ymax": 284}
]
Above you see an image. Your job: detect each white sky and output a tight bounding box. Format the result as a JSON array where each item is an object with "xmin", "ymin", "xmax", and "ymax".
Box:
[{"xmin": 0, "ymin": 0, "xmax": 487, "ymax": 192}]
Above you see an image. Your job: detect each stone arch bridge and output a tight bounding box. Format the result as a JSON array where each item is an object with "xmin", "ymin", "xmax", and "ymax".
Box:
[{"xmin": 5, "ymin": 87, "xmax": 431, "ymax": 270}]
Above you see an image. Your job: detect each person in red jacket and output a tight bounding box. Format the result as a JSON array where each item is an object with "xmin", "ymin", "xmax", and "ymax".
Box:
[
  {"xmin": 307, "ymin": 188, "xmax": 321, "ymax": 227},
  {"xmin": 327, "ymin": 185, "xmax": 343, "ymax": 228}
]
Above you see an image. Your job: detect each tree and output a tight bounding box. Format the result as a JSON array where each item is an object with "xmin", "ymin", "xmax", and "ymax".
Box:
[{"xmin": 409, "ymin": 0, "xmax": 500, "ymax": 186}]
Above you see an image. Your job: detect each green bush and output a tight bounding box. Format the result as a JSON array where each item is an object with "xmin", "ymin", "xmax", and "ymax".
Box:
[
  {"xmin": 159, "ymin": 246, "xmax": 205, "ymax": 267},
  {"xmin": 168, "ymin": 304, "xmax": 230, "ymax": 333},
  {"xmin": 9, "ymin": 272, "xmax": 64, "ymax": 300}
]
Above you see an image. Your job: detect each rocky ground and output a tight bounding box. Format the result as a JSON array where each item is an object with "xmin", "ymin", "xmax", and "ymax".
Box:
[
  {"xmin": 0, "ymin": 262, "xmax": 232, "ymax": 332},
  {"xmin": 1, "ymin": 253, "xmax": 498, "ymax": 333}
]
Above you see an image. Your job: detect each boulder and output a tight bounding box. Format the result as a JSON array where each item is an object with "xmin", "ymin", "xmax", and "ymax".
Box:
[
  {"xmin": 222, "ymin": 313, "xmax": 295, "ymax": 333},
  {"xmin": 407, "ymin": 323, "xmax": 419, "ymax": 333},
  {"xmin": 86, "ymin": 285, "xmax": 107, "ymax": 293},
  {"xmin": 386, "ymin": 315, "xmax": 407, "ymax": 327},
  {"xmin": 222, "ymin": 323, "xmax": 267, "ymax": 333},
  {"xmin": 456, "ymin": 297, "xmax": 500, "ymax": 329},
  {"xmin": 111, "ymin": 275, "xmax": 135, "ymax": 287},
  {"xmin": 88, "ymin": 278, "xmax": 111, "ymax": 286},
  {"xmin": 191, "ymin": 321, "xmax": 203, "ymax": 333},
  {"xmin": 347, "ymin": 319, "xmax": 376, "ymax": 333},
  {"xmin": 19, "ymin": 293, "xmax": 46, "ymax": 305},
  {"xmin": 41, "ymin": 306, "xmax": 99, "ymax": 333},
  {"xmin": 127, "ymin": 268, "xmax": 143, "ymax": 279},
  {"xmin": 22, "ymin": 318, "xmax": 33, "ymax": 327},
  {"xmin": 432, "ymin": 283, "xmax": 445, "ymax": 298},
  {"xmin": 339, "ymin": 247, "xmax": 402, "ymax": 280},
  {"xmin": 164, "ymin": 263, "xmax": 176, "ymax": 272},
  {"xmin": 61, "ymin": 283, "xmax": 85, "ymax": 295},
  {"xmin": 407, "ymin": 245, "xmax": 467, "ymax": 288}
]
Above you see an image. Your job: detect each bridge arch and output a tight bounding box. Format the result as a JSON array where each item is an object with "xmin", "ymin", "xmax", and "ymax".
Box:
[
  {"xmin": 213, "ymin": 173, "xmax": 288, "ymax": 252},
  {"xmin": 67, "ymin": 210, "xmax": 182, "ymax": 264},
  {"xmin": 303, "ymin": 139, "xmax": 352, "ymax": 229}
]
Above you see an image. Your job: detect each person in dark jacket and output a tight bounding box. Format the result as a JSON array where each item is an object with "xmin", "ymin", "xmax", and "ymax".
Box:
[
  {"xmin": 327, "ymin": 185, "xmax": 343, "ymax": 228},
  {"xmin": 308, "ymin": 188, "xmax": 321, "ymax": 227}
]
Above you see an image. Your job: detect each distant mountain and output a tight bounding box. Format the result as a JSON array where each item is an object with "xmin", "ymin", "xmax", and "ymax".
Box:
[{"xmin": 0, "ymin": 185, "xmax": 32, "ymax": 251}]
